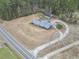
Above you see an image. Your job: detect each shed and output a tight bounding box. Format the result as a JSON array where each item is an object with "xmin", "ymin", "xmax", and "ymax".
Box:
[{"xmin": 32, "ymin": 19, "xmax": 52, "ymax": 29}]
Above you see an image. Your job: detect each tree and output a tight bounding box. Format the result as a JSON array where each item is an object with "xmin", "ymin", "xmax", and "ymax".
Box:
[{"xmin": 0, "ymin": 0, "xmax": 78, "ymax": 22}]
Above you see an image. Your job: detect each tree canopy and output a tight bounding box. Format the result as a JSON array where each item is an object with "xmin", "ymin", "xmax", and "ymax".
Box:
[{"xmin": 0, "ymin": 0, "xmax": 78, "ymax": 22}]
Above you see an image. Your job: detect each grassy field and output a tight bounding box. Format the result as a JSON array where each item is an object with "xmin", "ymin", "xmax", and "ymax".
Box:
[
  {"xmin": 0, "ymin": 0, "xmax": 10, "ymax": 5},
  {"xmin": 0, "ymin": 47, "xmax": 18, "ymax": 59}
]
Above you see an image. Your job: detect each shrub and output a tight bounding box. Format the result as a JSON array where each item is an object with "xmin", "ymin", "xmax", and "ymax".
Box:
[{"xmin": 56, "ymin": 24, "xmax": 63, "ymax": 29}]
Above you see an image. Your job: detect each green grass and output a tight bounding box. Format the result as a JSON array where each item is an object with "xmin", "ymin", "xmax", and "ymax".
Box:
[
  {"xmin": 0, "ymin": 47, "xmax": 18, "ymax": 59},
  {"xmin": 56, "ymin": 24, "xmax": 63, "ymax": 29},
  {"xmin": 0, "ymin": 0, "xmax": 10, "ymax": 4},
  {"xmin": 0, "ymin": 0, "xmax": 10, "ymax": 6}
]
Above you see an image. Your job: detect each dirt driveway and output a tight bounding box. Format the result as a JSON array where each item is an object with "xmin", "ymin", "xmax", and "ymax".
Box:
[{"xmin": 3, "ymin": 14, "xmax": 56, "ymax": 49}]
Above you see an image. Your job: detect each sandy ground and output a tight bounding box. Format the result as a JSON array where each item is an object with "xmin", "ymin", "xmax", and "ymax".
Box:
[
  {"xmin": 1, "ymin": 13, "xmax": 79, "ymax": 59},
  {"xmin": 49, "ymin": 45, "xmax": 79, "ymax": 59},
  {"xmin": 38, "ymin": 34, "xmax": 79, "ymax": 57},
  {"xmin": 34, "ymin": 23, "xmax": 79, "ymax": 58},
  {"xmin": 48, "ymin": 24, "xmax": 79, "ymax": 59},
  {"xmin": 0, "ymin": 38, "xmax": 4, "ymax": 48},
  {"xmin": 3, "ymin": 14, "xmax": 56, "ymax": 49},
  {"xmin": 0, "ymin": 36, "xmax": 5, "ymax": 44}
]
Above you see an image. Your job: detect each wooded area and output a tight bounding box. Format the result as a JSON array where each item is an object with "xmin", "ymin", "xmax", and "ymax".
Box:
[{"xmin": 0, "ymin": 0, "xmax": 79, "ymax": 23}]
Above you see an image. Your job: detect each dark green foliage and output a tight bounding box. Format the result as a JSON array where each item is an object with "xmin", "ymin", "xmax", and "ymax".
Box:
[
  {"xmin": 0, "ymin": 0, "xmax": 78, "ymax": 21},
  {"xmin": 56, "ymin": 24, "xmax": 63, "ymax": 29}
]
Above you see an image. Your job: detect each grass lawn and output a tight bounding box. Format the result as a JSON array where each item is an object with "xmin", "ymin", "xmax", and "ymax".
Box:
[
  {"xmin": 0, "ymin": 47, "xmax": 18, "ymax": 59},
  {"xmin": 0, "ymin": 0, "xmax": 10, "ymax": 4},
  {"xmin": 0, "ymin": 0, "xmax": 10, "ymax": 7}
]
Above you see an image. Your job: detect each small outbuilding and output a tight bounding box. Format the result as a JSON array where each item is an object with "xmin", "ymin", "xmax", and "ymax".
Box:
[{"xmin": 32, "ymin": 19, "xmax": 52, "ymax": 29}]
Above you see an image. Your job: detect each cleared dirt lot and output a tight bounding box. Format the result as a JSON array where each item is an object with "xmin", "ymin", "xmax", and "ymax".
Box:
[
  {"xmin": 50, "ymin": 45, "xmax": 79, "ymax": 59},
  {"xmin": 1, "ymin": 13, "xmax": 79, "ymax": 59},
  {"xmin": 49, "ymin": 24, "xmax": 79, "ymax": 59},
  {"xmin": 3, "ymin": 14, "xmax": 56, "ymax": 49},
  {"xmin": 38, "ymin": 38, "xmax": 79, "ymax": 57}
]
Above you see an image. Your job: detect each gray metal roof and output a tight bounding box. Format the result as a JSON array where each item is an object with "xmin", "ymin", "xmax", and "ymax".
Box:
[{"xmin": 32, "ymin": 19, "xmax": 52, "ymax": 29}]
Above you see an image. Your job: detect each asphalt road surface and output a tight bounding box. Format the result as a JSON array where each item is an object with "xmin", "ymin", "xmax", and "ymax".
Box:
[{"xmin": 0, "ymin": 26, "xmax": 37, "ymax": 59}]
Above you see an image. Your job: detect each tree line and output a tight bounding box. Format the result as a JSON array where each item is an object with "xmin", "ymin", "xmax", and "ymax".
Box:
[{"xmin": 0, "ymin": 0, "xmax": 78, "ymax": 23}]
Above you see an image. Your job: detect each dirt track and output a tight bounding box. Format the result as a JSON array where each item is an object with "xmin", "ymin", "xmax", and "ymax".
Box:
[
  {"xmin": 2, "ymin": 13, "xmax": 79, "ymax": 59},
  {"xmin": 3, "ymin": 14, "xmax": 56, "ymax": 49},
  {"xmin": 49, "ymin": 24, "xmax": 79, "ymax": 59}
]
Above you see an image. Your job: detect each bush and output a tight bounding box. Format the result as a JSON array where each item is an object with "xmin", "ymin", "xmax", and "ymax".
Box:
[{"xmin": 56, "ymin": 24, "xmax": 63, "ymax": 29}]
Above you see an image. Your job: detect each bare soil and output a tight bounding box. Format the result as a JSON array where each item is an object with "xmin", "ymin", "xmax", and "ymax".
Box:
[
  {"xmin": 1, "ymin": 13, "xmax": 79, "ymax": 59},
  {"xmin": 3, "ymin": 14, "xmax": 56, "ymax": 49},
  {"xmin": 49, "ymin": 24, "xmax": 79, "ymax": 59}
]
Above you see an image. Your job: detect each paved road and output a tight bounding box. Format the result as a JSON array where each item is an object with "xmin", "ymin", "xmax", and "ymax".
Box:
[{"xmin": 0, "ymin": 26, "xmax": 37, "ymax": 59}]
